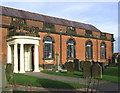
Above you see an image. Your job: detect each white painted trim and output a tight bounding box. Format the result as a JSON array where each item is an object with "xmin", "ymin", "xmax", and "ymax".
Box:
[
  {"xmin": 34, "ymin": 45, "xmax": 40, "ymax": 72},
  {"xmin": 19, "ymin": 44, "xmax": 25, "ymax": 73},
  {"xmin": 7, "ymin": 36, "xmax": 41, "ymax": 41},
  {"xmin": 13, "ymin": 44, "xmax": 18, "ymax": 73},
  {"xmin": 7, "ymin": 44, "xmax": 12, "ymax": 64},
  {"xmin": 7, "ymin": 36, "xmax": 41, "ymax": 46}
]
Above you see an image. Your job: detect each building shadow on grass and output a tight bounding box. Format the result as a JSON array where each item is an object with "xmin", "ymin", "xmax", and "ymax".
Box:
[
  {"xmin": 13, "ymin": 77, "xmax": 83, "ymax": 93},
  {"xmin": 74, "ymin": 73, "xmax": 83, "ymax": 77},
  {"xmin": 36, "ymin": 78, "xmax": 75, "ymax": 89}
]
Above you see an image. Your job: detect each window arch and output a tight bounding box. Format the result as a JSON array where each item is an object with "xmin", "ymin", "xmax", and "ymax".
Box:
[
  {"xmin": 86, "ymin": 41, "xmax": 93, "ymax": 59},
  {"xmin": 67, "ymin": 39, "xmax": 76, "ymax": 59},
  {"xmin": 101, "ymin": 42, "xmax": 106, "ymax": 59},
  {"xmin": 43, "ymin": 36, "xmax": 54, "ymax": 59}
]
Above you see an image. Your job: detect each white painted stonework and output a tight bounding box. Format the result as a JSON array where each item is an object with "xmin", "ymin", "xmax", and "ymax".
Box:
[
  {"xmin": 7, "ymin": 36, "xmax": 41, "ymax": 73},
  {"xmin": 45, "ymin": 60, "xmax": 53, "ymax": 63}
]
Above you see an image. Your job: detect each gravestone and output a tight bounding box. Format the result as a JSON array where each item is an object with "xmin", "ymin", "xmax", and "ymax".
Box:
[
  {"xmin": 91, "ymin": 63, "xmax": 102, "ymax": 79},
  {"xmin": 52, "ymin": 52, "xmax": 62, "ymax": 72},
  {"xmin": 67, "ymin": 62, "xmax": 74, "ymax": 74},
  {"xmin": 64, "ymin": 62, "xmax": 68, "ymax": 69},
  {"xmin": 74, "ymin": 59, "xmax": 80, "ymax": 71},
  {"xmin": 83, "ymin": 61, "xmax": 92, "ymax": 77},
  {"xmin": 80, "ymin": 61, "xmax": 84, "ymax": 71},
  {"xmin": 0, "ymin": 62, "xmax": 13, "ymax": 92}
]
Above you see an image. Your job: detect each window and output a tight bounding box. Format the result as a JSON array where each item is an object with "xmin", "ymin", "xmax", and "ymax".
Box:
[
  {"xmin": 67, "ymin": 39, "xmax": 75, "ymax": 58},
  {"xmin": 43, "ymin": 36, "xmax": 53, "ymax": 59},
  {"xmin": 86, "ymin": 41, "xmax": 93, "ymax": 59},
  {"xmin": 101, "ymin": 42, "xmax": 106, "ymax": 59}
]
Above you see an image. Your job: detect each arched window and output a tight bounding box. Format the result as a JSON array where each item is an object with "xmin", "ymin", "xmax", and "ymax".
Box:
[
  {"xmin": 43, "ymin": 36, "xmax": 53, "ymax": 59},
  {"xmin": 86, "ymin": 41, "xmax": 93, "ymax": 59},
  {"xmin": 101, "ymin": 42, "xmax": 106, "ymax": 59},
  {"xmin": 67, "ymin": 39, "xmax": 76, "ymax": 58}
]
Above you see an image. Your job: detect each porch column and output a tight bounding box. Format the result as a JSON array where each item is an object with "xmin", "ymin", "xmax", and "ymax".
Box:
[
  {"xmin": 28, "ymin": 46, "xmax": 32, "ymax": 71},
  {"xmin": 34, "ymin": 44, "xmax": 40, "ymax": 72},
  {"xmin": 24, "ymin": 45, "xmax": 28, "ymax": 71},
  {"xmin": 19, "ymin": 44, "xmax": 25, "ymax": 73},
  {"xmin": 13, "ymin": 44, "xmax": 18, "ymax": 73},
  {"xmin": 7, "ymin": 44, "xmax": 11, "ymax": 64}
]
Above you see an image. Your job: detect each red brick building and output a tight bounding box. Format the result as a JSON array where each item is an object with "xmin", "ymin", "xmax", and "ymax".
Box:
[{"xmin": 0, "ymin": 6, "xmax": 114, "ymax": 73}]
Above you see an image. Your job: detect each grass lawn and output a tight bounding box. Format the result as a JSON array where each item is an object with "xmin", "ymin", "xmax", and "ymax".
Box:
[
  {"xmin": 102, "ymin": 66, "xmax": 119, "ymax": 83},
  {"xmin": 41, "ymin": 66, "xmax": 119, "ymax": 83},
  {"xmin": 12, "ymin": 74, "xmax": 86, "ymax": 89}
]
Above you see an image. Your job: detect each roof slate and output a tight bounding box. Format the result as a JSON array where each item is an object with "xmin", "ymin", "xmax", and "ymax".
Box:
[{"xmin": 0, "ymin": 6, "xmax": 101, "ymax": 32}]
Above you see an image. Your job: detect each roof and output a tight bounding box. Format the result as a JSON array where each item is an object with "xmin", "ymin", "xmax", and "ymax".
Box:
[{"xmin": 0, "ymin": 6, "xmax": 101, "ymax": 32}]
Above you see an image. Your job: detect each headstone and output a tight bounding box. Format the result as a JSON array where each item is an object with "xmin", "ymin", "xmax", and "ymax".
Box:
[
  {"xmin": 80, "ymin": 61, "xmax": 84, "ymax": 71},
  {"xmin": 67, "ymin": 62, "xmax": 74, "ymax": 74},
  {"xmin": 56, "ymin": 52, "xmax": 59, "ymax": 68},
  {"xmin": 0, "ymin": 62, "xmax": 13, "ymax": 92},
  {"xmin": 52, "ymin": 52, "xmax": 62, "ymax": 72},
  {"xmin": 64, "ymin": 62, "xmax": 68, "ymax": 69},
  {"xmin": 91, "ymin": 63, "xmax": 102, "ymax": 79},
  {"xmin": 74, "ymin": 59, "xmax": 80, "ymax": 71},
  {"xmin": 83, "ymin": 61, "xmax": 92, "ymax": 77}
]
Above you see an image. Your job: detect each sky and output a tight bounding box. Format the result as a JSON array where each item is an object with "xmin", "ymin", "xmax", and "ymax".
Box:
[{"xmin": 0, "ymin": 1, "xmax": 119, "ymax": 53}]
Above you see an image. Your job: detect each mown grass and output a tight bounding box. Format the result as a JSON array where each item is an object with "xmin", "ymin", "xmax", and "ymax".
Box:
[
  {"xmin": 12, "ymin": 74, "xmax": 86, "ymax": 89},
  {"xmin": 102, "ymin": 66, "xmax": 119, "ymax": 83},
  {"xmin": 41, "ymin": 66, "xmax": 119, "ymax": 83}
]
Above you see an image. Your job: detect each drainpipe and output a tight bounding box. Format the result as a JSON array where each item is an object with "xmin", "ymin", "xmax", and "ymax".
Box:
[
  {"xmin": 60, "ymin": 34, "xmax": 62, "ymax": 66},
  {"xmin": 96, "ymin": 35, "xmax": 98, "ymax": 62}
]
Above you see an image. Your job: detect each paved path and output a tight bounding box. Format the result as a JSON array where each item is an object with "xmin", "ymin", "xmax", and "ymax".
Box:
[{"xmin": 24, "ymin": 72, "xmax": 119, "ymax": 92}]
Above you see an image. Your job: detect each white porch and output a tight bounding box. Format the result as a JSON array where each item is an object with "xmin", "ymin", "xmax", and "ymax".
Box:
[{"xmin": 7, "ymin": 36, "xmax": 41, "ymax": 73}]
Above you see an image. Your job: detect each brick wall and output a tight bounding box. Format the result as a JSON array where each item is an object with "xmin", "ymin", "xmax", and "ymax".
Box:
[
  {"xmin": 55, "ymin": 24, "xmax": 66, "ymax": 33},
  {"xmin": 1, "ymin": 28, "xmax": 8, "ymax": 65},
  {"xmin": 0, "ymin": 15, "xmax": 11, "ymax": 26},
  {"xmin": 106, "ymin": 33, "xmax": 112, "ymax": 40},
  {"xmin": 93, "ymin": 31, "xmax": 100, "ymax": 38},
  {"xmin": 76, "ymin": 28, "xmax": 85, "ymax": 36},
  {"xmin": 1, "ymin": 15, "xmax": 113, "ymax": 66},
  {"xmin": 26, "ymin": 20, "xmax": 43, "ymax": 30}
]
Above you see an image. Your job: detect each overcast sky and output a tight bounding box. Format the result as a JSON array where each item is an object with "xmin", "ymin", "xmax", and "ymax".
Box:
[{"xmin": 1, "ymin": 1, "xmax": 118, "ymax": 53}]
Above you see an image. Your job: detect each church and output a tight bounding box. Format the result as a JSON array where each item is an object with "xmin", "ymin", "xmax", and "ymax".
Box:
[{"xmin": 0, "ymin": 6, "xmax": 114, "ymax": 73}]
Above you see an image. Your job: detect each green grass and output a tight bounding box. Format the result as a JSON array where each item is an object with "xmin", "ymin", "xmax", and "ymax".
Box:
[
  {"xmin": 12, "ymin": 74, "xmax": 86, "ymax": 89},
  {"xmin": 102, "ymin": 66, "xmax": 119, "ymax": 83},
  {"xmin": 41, "ymin": 66, "xmax": 119, "ymax": 83}
]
